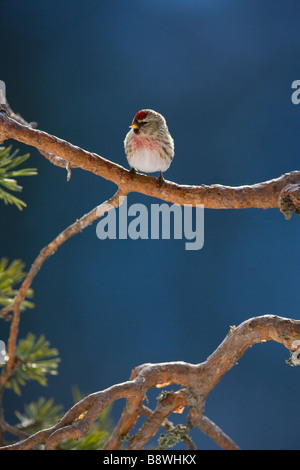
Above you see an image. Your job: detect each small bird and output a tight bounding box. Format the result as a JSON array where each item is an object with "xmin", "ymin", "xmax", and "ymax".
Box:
[{"xmin": 124, "ymin": 109, "xmax": 174, "ymax": 183}]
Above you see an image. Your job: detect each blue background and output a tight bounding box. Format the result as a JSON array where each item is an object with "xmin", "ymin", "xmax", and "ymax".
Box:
[{"xmin": 0, "ymin": 0, "xmax": 299, "ymax": 450}]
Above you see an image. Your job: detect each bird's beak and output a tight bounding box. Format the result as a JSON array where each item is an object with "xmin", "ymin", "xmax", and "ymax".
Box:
[{"xmin": 129, "ymin": 122, "xmax": 139, "ymax": 129}]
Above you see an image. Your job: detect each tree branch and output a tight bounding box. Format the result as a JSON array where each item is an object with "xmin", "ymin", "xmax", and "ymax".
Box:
[
  {"xmin": 1, "ymin": 314, "xmax": 299, "ymax": 450},
  {"xmin": 192, "ymin": 415, "xmax": 240, "ymax": 451},
  {"xmin": 0, "ymin": 110, "xmax": 299, "ymax": 213}
]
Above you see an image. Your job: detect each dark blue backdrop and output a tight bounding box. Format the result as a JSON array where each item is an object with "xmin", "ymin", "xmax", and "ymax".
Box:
[{"xmin": 0, "ymin": 0, "xmax": 299, "ymax": 450}]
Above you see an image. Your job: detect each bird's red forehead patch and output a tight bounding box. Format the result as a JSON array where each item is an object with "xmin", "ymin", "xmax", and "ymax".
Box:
[{"xmin": 134, "ymin": 110, "xmax": 147, "ymax": 121}]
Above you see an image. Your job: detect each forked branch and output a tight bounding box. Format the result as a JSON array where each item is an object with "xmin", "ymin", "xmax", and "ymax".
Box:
[{"xmin": 0, "ymin": 315, "xmax": 299, "ymax": 450}]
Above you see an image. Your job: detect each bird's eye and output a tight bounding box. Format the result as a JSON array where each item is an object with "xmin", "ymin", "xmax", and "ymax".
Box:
[{"xmin": 140, "ymin": 121, "xmax": 148, "ymax": 126}]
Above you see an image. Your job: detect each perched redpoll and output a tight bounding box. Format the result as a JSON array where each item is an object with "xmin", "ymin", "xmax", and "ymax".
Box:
[{"xmin": 124, "ymin": 109, "xmax": 174, "ymax": 182}]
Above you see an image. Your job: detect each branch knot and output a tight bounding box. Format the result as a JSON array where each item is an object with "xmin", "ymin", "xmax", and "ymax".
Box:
[{"xmin": 279, "ymin": 183, "xmax": 300, "ymax": 219}]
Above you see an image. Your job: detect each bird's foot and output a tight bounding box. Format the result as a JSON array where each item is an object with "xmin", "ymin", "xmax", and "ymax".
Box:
[
  {"xmin": 129, "ymin": 167, "xmax": 136, "ymax": 176},
  {"xmin": 157, "ymin": 172, "xmax": 164, "ymax": 186}
]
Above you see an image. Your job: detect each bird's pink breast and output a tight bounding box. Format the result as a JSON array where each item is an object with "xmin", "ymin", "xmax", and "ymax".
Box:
[{"xmin": 132, "ymin": 134, "xmax": 159, "ymax": 151}]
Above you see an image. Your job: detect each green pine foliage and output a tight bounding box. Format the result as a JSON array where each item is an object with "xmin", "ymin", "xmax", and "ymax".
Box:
[
  {"xmin": 4, "ymin": 333, "xmax": 60, "ymax": 396},
  {"xmin": 15, "ymin": 397, "xmax": 64, "ymax": 434},
  {"xmin": 0, "ymin": 145, "xmax": 37, "ymax": 210},
  {"xmin": 0, "ymin": 257, "xmax": 34, "ymax": 313}
]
